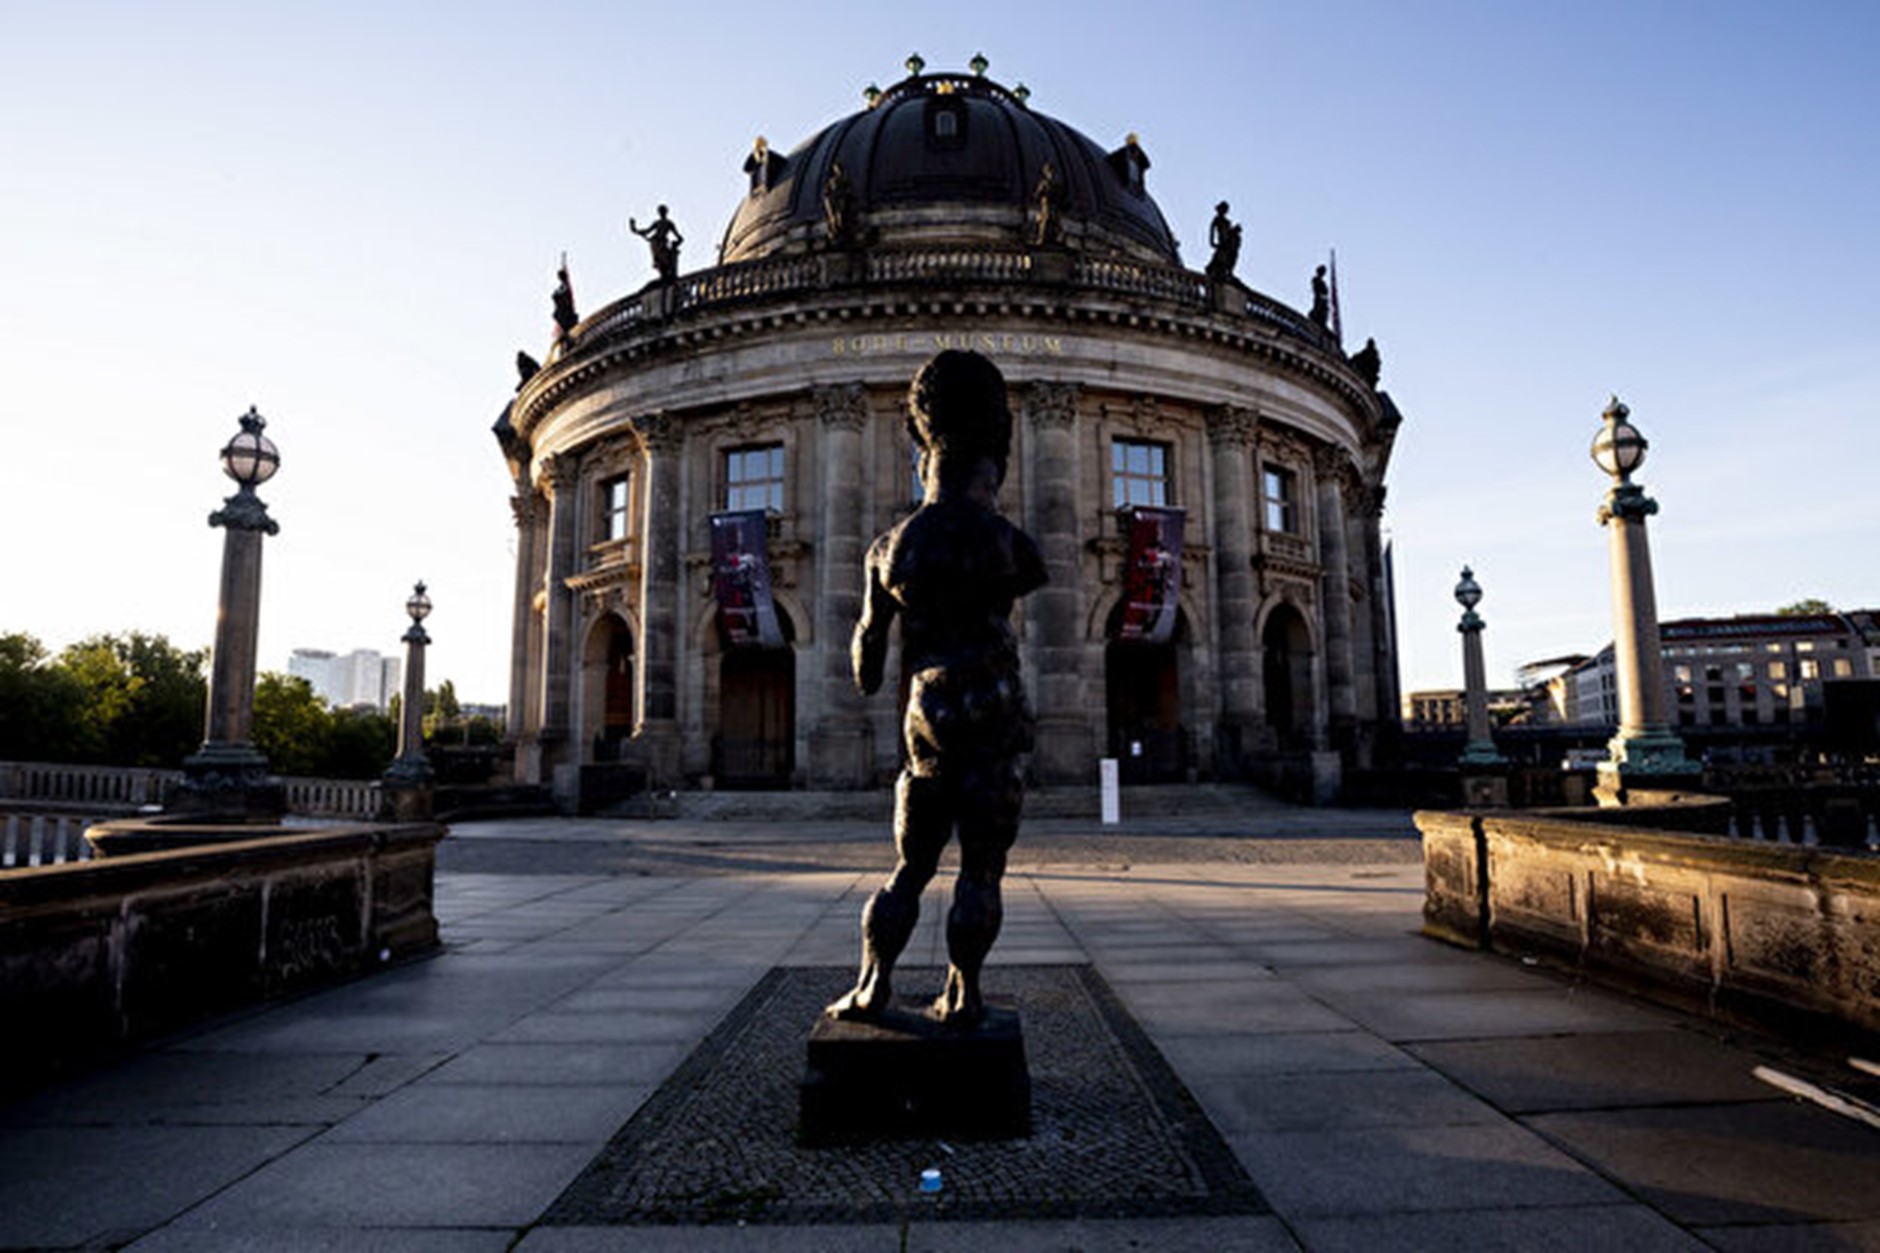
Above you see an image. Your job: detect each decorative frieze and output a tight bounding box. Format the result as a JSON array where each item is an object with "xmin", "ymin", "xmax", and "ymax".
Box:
[
  {"xmin": 1024, "ymin": 381, "xmax": 1079, "ymax": 430},
  {"xmin": 1206, "ymin": 404, "xmax": 1256, "ymax": 449},
  {"xmin": 814, "ymin": 382, "xmax": 869, "ymax": 430}
]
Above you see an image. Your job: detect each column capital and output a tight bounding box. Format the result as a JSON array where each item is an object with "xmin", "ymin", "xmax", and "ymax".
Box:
[
  {"xmin": 633, "ymin": 411, "xmax": 683, "ymax": 454},
  {"xmin": 539, "ymin": 452, "xmax": 581, "ymax": 491},
  {"xmin": 1206, "ymin": 404, "xmax": 1256, "ymax": 449},
  {"xmin": 1024, "ymin": 381, "xmax": 1080, "ymax": 430},
  {"xmin": 814, "ymin": 382, "xmax": 868, "ymax": 431}
]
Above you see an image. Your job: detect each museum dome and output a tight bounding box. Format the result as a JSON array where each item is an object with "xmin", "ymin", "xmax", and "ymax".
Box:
[{"xmin": 717, "ymin": 59, "xmax": 1181, "ymax": 266}]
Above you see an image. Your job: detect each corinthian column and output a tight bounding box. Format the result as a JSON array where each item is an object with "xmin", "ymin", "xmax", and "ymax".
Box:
[
  {"xmin": 507, "ymin": 485, "xmax": 543, "ymax": 742},
  {"xmin": 1314, "ymin": 447, "xmax": 1357, "ymax": 747},
  {"xmin": 1207, "ymin": 405, "xmax": 1259, "ymax": 772},
  {"xmin": 810, "ymin": 383, "xmax": 874, "ymax": 787},
  {"xmin": 634, "ymin": 413, "xmax": 683, "ymax": 783},
  {"xmin": 1023, "ymin": 381, "xmax": 1089, "ymax": 784},
  {"xmin": 538, "ymin": 453, "xmax": 581, "ymax": 765}
]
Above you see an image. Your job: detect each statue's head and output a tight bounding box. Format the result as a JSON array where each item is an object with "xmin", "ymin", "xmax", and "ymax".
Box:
[
  {"xmin": 1215, "ymin": 200, "xmax": 1230, "ymax": 214},
  {"xmin": 907, "ymin": 350, "xmax": 1012, "ymax": 487},
  {"xmin": 657, "ymin": 204, "xmax": 669, "ymax": 217}
]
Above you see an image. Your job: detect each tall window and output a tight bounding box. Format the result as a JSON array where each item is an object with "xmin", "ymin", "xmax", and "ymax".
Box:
[
  {"xmin": 725, "ymin": 444, "xmax": 785, "ymax": 513},
  {"xmin": 1111, "ymin": 439, "xmax": 1170, "ymax": 509},
  {"xmin": 1263, "ymin": 465, "xmax": 1297, "ymax": 533},
  {"xmin": 600, "ymin": 475, "xmax": 631, "ymax": 542}
]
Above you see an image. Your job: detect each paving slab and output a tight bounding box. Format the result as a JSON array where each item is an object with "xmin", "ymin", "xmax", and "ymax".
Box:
[
  {"xmin": 1197, "ymin": 1066, "xmax": 1508, "ymax": 1134},
  {"xmin": 1228, "ymin": 1122, "xmax": 1629, "ymax": 1217},
  {"xmin": 1157, "ymin": 1029, "xmax": 1421, "ymax": 1078},
  {"xmin": 0, "ymin": 1124, "xmax": 315, "ymax": 1249},
  {"xmin": 1334, "ymin": 983, "xmax": 1676, "ymax": 1043},
  {"xmin": 1291, "ymin": 1204, "xmax": 1712, "ymax": 1252},
  {"xmin": 170, "ymin": 1141, "xmax": 599, "ymax": 1229},
  {"xmin": 1696, "ymin": 1219, "xmax": 1880, "ymax": 1251},
  {"xmin": 322, "ymin": 1081, "xmax": 652, "ymax": 1144},
  {"xmin": 1526, "ymin": 1102, "xmax": 1880, "ymax": 1225},
  {"xmin": 1407, "ymin": 1028, "xmax": 1782, "ymax": 1111},
  {"xmin": 127, "ymin": 1230, "xmax": 516, "ymax": 1253}
]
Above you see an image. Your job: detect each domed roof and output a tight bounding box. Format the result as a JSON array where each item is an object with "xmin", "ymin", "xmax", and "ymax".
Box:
[{"xmin": 718, "ymin": 65, "xmax": 1180, "ymax": 266}]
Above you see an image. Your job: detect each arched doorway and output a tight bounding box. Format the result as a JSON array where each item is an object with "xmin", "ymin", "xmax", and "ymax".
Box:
[
  {"xmin": 1262, "ymin": 604, "xmax": 1314, "ymax": 750},
  {"xmin": 1105, "ymin": 606, "xmax": 1187, "ymax": 784},
  {"xmin": 583, "ymin": 615, "xmax": 635, "ymax": 761},
  {"xmin": 715, "ymin": 611, "xmax": 795, "ymax": 789}
]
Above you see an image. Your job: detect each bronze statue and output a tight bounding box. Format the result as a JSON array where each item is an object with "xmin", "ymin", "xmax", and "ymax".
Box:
[
  {"xmin": 551, "ymin": 259, "xmax": 577, "ymax": 339},
  {"xmin": 515, "ymin": 350, "xmax": 541, "ymax": 388},
  {"xmin": 1032, "ymin": 160, "xmax": 1060, "ymax": 246},
  {"xmin": 1350, "ymin": 337, "xmax": 1381, "ymax": 388},
  {"xmin": 822, "ymin": 159, "xmax": 856, "ymax": 244},
  {"xmin": 629, "ymin": 205, "xmax": 684, "ymax": 283},
  {"xmin": 1205, "ymin": 201, "xmax": 1241, "ymax": 281},
  {"xmin": 827, "ymin": 350, "xmax": 1047, "ymax": 1028},
  {"xmin": 1309, "ymin": 264, "xmax": 1330, "ymax": 326}
]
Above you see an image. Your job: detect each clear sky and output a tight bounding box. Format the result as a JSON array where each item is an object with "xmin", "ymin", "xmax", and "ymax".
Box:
[{"xmin": 3, "ymin": 1, "xmax": 1875, "ymax": 706}]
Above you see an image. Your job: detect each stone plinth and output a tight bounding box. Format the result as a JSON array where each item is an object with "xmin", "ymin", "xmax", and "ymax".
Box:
[{"xmin": 800, "ymin": 1001, "xmax": 1030, "ymax": 1144}]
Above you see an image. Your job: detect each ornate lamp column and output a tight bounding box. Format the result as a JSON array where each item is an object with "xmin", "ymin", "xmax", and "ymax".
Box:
[
  {"xmin": 172, "ymin": 407, "xmax": 285, "ymax": 819},
  {"xmin": 383, "ymin": 582, "xmax": 435, "ymax": 820},
  {"xmin": 1591, "ymin": 397, "xmax": 1698, "ymax": 804},
  {"xmin": 1454, "ymin": 567, "xmax": 1504, "ymax": 768}
]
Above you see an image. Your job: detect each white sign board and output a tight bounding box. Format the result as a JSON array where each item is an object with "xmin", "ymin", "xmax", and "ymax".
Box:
[{"xmin": 1099, "ymin": 757, "xmax": 1120, "ymax": 826}]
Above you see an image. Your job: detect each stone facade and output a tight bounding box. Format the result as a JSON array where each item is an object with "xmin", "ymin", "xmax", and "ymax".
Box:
[{"xmin": 495, "ymin": 68, "xmax": 1405, "ymax": 801}]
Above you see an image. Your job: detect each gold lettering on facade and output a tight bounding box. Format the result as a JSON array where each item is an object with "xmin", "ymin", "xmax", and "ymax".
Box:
[{"xmin": 828, "ymin": 330, "xmax": 1064, "ymax": 359}]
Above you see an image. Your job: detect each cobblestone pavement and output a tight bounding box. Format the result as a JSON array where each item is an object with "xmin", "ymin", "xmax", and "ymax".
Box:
[{"xmin": 2, "ymin": 808, "xmax": 1877, "ymax": 1252}]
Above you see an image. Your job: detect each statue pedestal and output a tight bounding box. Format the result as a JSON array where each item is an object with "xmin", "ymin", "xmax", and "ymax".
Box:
[{"xmin": 800, "ymin": 1000, "xmax": 1030, "ymax": 1145}]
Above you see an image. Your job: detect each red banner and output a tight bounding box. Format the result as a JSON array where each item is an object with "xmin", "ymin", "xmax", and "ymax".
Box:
[
  {"xmin": 1116, "ymin": 506, "xmax": 1184, "ymax": 643},
  {"xmin": 710, "ymin": 510, "xmax": 785, "ymax": 649}
]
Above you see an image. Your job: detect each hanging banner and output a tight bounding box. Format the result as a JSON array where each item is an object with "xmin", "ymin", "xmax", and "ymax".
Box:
[
  {"xmin": 1116, "ymin": 505, "xmax": 1185, "ymax": 643},
  {"xmin": 710, "ymin": 510, "xmax": 785, "ymax": 649}
]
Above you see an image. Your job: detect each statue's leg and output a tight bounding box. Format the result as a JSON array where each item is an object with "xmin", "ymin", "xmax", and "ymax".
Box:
[
  {"xmin": 935, "ymin": 758, "xmax": 1021, "ymax": 1025},
  {"xmin": 826, "ymin": 771, "xmax": 950, "ymax": 1020}
]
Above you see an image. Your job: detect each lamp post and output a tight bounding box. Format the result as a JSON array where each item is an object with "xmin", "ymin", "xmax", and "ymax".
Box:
[
  {"xmin": 1454, "ymin": 566, "xmax": 1504, "ymax": 768},
  {"xmin": 172, "ymin": 407, "xmax": 285, "ymax": 818},
  {"xmin": 382, "ymin": 582, "xmax": 435, "ymax": 820},
  {"xmin": 1591, "ymin": 397, "xmax": 1698, "ymax": 803}
]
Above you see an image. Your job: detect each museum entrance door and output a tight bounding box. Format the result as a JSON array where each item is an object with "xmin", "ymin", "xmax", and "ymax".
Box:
[
  {"xmin": 1262, "ymin": 604, "xmax": 1314, "ymax": 750},
  {"xmin": 1106, "ymin": 639, "xmax": 1185, "ymax": 783},
  {"xmin": 716, "ymin": 644, "xmax": 795, "ymax": 788},
  {"xmin": 583, "ymin": 615, "xmax": 635, "ymax": 761}
]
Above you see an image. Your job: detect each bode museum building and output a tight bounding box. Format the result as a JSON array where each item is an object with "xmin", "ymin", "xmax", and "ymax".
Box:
[{"xmin": 495, "ymin": 59, "xmax": 1406, "ymax": 804}]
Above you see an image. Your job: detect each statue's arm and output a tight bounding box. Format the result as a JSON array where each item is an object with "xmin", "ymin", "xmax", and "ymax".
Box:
[{"xmin": 852, "ymin": 548, "xmax": 895, "ymax": 695}]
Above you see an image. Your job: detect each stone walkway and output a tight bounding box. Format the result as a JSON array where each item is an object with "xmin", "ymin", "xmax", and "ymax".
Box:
[{"xmin": 1, "ymin": 811, "xmax": 1877, "ymax": 1250}]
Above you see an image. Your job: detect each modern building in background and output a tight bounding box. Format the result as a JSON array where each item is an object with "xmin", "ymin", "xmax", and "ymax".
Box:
[
  {"xmin": 287, "ymin": 648, "xmax": 402, "ymax": 711},
  {"xmin": 496, "ymin": 60, "xmax": 1406, "ymax": 802},
  {"xmin": 1529, "ymin": 610, "xmax": 1878, "ymax": 731}
]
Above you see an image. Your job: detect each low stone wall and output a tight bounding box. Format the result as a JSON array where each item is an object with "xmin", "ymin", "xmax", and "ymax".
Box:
[
  {"xmin": 0, "ymin": 819, "xmax": 443, "ymax": 1088},
  {"xmin": 1419, "ymin": 807, "xmax": 1880, "ymax": 1042}
]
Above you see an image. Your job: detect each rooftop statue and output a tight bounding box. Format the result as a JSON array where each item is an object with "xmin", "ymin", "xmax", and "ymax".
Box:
[
  {"xmin": 1032, "ymin": 160, "xmax": 1060, "ymax": 246},
  {"xmin": 1350, "ymin": 336, "xmax": 1382, "ymax": 388},
  {"xmin": 1205, "ymin": 201, "xmax": 1241, "ymax": 282},
  {"xmin": 551, "ymin": 259, "xmax": 577, "ymax": 339},
  {"xmin": 822, "ymin": 159, "xmax": 856, "ymax": 245},
  {"xmin": 827, "ymin": 350, "xmax": 1047, "ymax": 1027},
  {"xmin": 1309, "ymin": 264, "xmax": 1330, "ymax": 327},
  {"xmin": 629, "ymin": 205, "xmax": 684, "ymax": 284}
]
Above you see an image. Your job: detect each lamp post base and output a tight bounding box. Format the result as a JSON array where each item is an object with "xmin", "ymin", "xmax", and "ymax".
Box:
[
  {"xmin": 169, "ymin": 746, "xmax": 285, "ymax": 820},
  {"xmin": 1594, "ymin": 729, "xmax": 1702, "ymax": 808}
]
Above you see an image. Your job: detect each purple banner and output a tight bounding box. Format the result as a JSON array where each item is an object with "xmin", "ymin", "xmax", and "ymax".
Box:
[
  {"xmin": 710, "ymin": 510, "xmax": 785, "ymax": 649},
  {"xmin": 1116, "ymin": 506, "xmax": 1184, "ymax": 644}
]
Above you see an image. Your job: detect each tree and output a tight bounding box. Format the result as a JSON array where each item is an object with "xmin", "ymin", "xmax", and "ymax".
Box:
[
  {"xmin": 0, "ymin": 633, "xmax": 86, "ymax": 762},
  {"xmin": 423, "ymin": 679, "xmax": 462, "ymax": 743},
  {"xmin": 327, "ymin": 707, "xmax": 396, "ymax": 778},
  {"xmin": 1777, "ymin": 598, "xmax": 1834, "ymax": 617},
  {"xmin": 251, "ymin": 672, "xmax": 333, "ymax": 777},
  {"xmin": 54, "ymin": 633, "xmax": 207, "ymax": 766}
]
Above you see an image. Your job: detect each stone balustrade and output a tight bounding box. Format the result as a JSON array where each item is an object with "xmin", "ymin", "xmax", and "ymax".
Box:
[
  {"xmin": 1, "ymin": 761, "xmax": 382, "ymax": 825},
  {"xmin": 1420, "ymin": 804, "xmax": 1880, "ymax": 1041},
  {"xmin": 1, "ymin": 818, "xmax": 443, "ymax": 1090}
]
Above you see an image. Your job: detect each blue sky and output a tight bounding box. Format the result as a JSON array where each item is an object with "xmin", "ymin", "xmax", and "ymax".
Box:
[{"xmin": 3, "ymin": 1, "xmax": 1875, "ymax": 705}]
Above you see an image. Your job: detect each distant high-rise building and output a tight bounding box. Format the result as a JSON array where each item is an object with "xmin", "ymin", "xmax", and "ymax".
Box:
[{"xmin": 287, "ymin": 648, "xmax": 402, "ymax": 711}]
